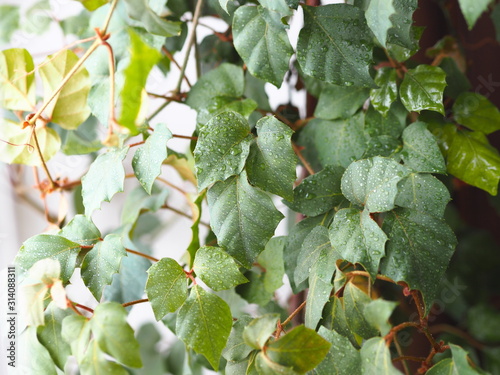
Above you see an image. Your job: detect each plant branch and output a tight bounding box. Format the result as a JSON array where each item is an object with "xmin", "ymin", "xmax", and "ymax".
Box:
[
  {"xmin": 122, "ymin": 298, "xmax": 149, "ymax": 308},
  {"xmin": 292, "ymin": 143, "xmax": 315, "ymax": 175},
  {"xmin": 31, "ymin": 125, "xmax": 55, "ymax": 190},
  {"xmin": 428, "ymin": 324, "xmax": 486, "ymax": 350},
  {"xmin": 74, "ymin": 302, "xmax": 94, "ymax": 314},
  {"xmin": 282, "ymin": 300, "xmax": 306, "ymax": 328},
  {"xmin": 101, "ymin": 0, "xmax": 119, "ymax": 35},
  {"xmin": 126, "ymin": 248, "xmax": 159, "ymax": 262},
  {"xmin": 161, "ymin": 203, "xmax": 210, "ymax": 228}
]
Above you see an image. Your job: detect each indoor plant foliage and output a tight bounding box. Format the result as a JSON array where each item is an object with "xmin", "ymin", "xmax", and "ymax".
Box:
[{"xmin": 1, "ymin": 0, "xmax": 500, "ymax": 374}]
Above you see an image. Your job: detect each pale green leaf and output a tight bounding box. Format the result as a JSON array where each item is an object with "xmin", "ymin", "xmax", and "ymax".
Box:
[
  {"xmin": 123, "ymin": 0, "xmax": 181, "ymax": 36},
  {"xmin": 59, "ymin": 215, "xmax": 101, "ymax": 246},
  {"xmin": 222, "ymin": 315, "xmax": 254, "ymax": 362},
  {"xmin": 16, "ymin": 234, "xmax": 81, "ymax": 282},
  {"xmin": 233, "ymin": 6, "xmax": 293, "ymax": 87},
  {"xmin": 246, "ymin": 116, "xmax": 296, "ymax": 200},
  {"xmin": 370, "ymin": 68, "xmax": 398, "ymax": 116},
  {"xmin": 0, "ymin": 48, "xmax": 35, "ymax": 110},
  {"xmin": 323, "ymin": 295, "xmax": 358, "ymax": 345},
  {"xmin": 305, "ymin": 273, "xmax": 333, "ymax": 329},
  {"xmin": 90, "ymin": 302, "xmax": 142, "ymax": 367},
  {"xmin": 243, "ymin": 313, "xmax": 280, "ymax": 349},
  {"xmin": 22, "ymin": 283, "xmax": 49, "ymax": 327},
  {"xmin": 365, "ymin": 0, "xmax": 396, "ymax": 46},
  {"xmin": 176, "ymin": 285, "xmax": 232, "ymax": 370},
  {"xmin": 297, "ymin": 4, "xmax": 375, "ymax": 87},
  {"xmin": 193, "ymin": 246, "xmax": 248, "ymax": 291},
  {"xmin": 315, "ymin": 85, "xmax": 370, "ymax": 120},
  {"xmin": 400, "ymin": 65, "xmax": 447, "ymax": 114},
  {"xmin": 0, "ymin": 6, "xmax": 19, "ymax": 43},
  {"xmin": 363, "ymin": 299, "xmax": 398, "ymax": 336},
  {"xmin": 146, "ymin": 257, "xmax": 187, "ymax": 320},
  {"xmin": 81, "ymin": 234, "xmax": 127, "ymax": 301},
  {"xmin": 121, "ymin": 184, "xmax": 168, "ymax": 225},
  {"xmin": 402, "ymin": 122, "xmax": 446, "ymax": 173},
  {"xmin": 0, "ymin": 119, "xmax": 60, "ymax": 166},
  {"xmin": 258, "ymin": 236, "xmax": 286, "ymax": 294},
  {"xmin": 256, "ymin": 352, "xmax": 299, "ymax": 375},
  {"xmin": 360, "ymin": 337, "xmax": 402, "ymax": 374},
  {"xmin": 62, "ymin": 315, "xmax": 91, "ymax": 362},
  {"xmin": 39, "ymin": 49, "xmax": 91, "ymax": 129},
  {"xmin": 381, "ymin": 208, "xmax": 457, "ymax": 311},
  {"xmin": 80, "ymin": 340, "xmax": 129, "ymax": 375},
  {"xmin": 81, "ymin": 146, "xmax": 129, "ymax": 217},
  {"xmin": 341, "ymin": 156, "xmax": 409, "ymax": 212},
  {"xmin": 132, "ymin": 123, "xmax": 172, "ymax": 193},
  {"xmin": 194, "ymin": 111, "xmax": 253, "ymax": 191},
  {"xmin": 207, "ymin": 171, "xmax": 284, "ymax": 268},
  {"xmin": 453, "ymin": 92, "xmax": 500, "ymax": 134},
  {"xmin": 329, "ymin": 208, "xmax": 387, "ymax": 280},
  {"xmin": 266, "ymin": 325, "xmax": 331, "ymax": 373},
  {"xmin": 458, "ymin": 0, "xmax": 493, "ymax": 30},
  {"xmin": 258, "ymin": 0, "xmax": 292, "ymax": 16},
  {"xmin": 19, "ymin": 327, "xmax": 58, "ymax": 375}
]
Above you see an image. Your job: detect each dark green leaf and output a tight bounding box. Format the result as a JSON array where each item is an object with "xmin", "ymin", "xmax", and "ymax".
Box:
[
  {"xmin": 123, "ymin": 0, "xmax": 181, "ymax": 36},
  {"xmin": 381, "ymin": 208, "xmax": 457, "ymax": 311},
  {"xmin": 323, "ymin": 296, "xmax": 358, "ymax": 345},
  {"xmin": 176, "ymin": 285, "xmax": 232, "ymax": 370},
  {"xmin": 458, "ymin": 0, "xmax": 492, "ymax": 30},
  {"xmin": 315, "ymin": 85, "xmax": 370, "ymax": 120},
  {"xmin": 363, "ymin": 135, "xmax": 402, "ymax": 159},
  {"xmin": 222, "ymin": 315, "xmax": 254, "ymax": 361},
  {"xmin": 81, "ymin": 146, "xmax": 128, "ymax": 217},
  {"xmin": 305, "ymin": 273, "xmax": 333, "ymax": 329},
  {"xmin": 59, "ymin": 215, "xmax": 101, "ymax": 246},
  {"xmin": 0, "ymin": 48, "xmax": 35, "ymax": 111},
  {"xmin": 266, "ymin": 325, "xmax": 331, "ymax": 373},
  {"xmin": 370, "ymin": 68, "xmax": 398, "ymax": 116},
  {"xmin": 186, "ymin": 63, "xmax": 244, "ymax": 110},
  {"xmin": 400, "ymin": 65, "xmax": 447, "ymax": 114},
  {"xmin": 194, "ymin": 111, "xmax": 253, "ymax": 190},
  {"xmin": 401, "ymin": 121, "xmax": 446, "ymax": 173},
  {"xmin": 453, "ymin": 92, "xmax": 500, "ymax": 134},
  {"xmin": 329, "ymin": 208, "xmax": 387, "ymax": 280},
  {"xmin": 297, "ymin": 4, "xmax": 375, "ymax": 87},
  {"xmin": 363, "ymin": 299, "xmax": 398, "ymax": 336},
  {"xmin": 364, "ymin": 102, "xmax": 408, "ymax": 139},
  {"xmin": 343, "ymin": 282, "xmax": 379, "ymax": 339},
  {"xmin": 245, "ymin": 72, "xmax": 271, "ymax": 111},
  {"xmin": 360, "ymin": 337, "xmax": 402, "ymax": 374},
  {"xmin": 243, "ymin": 313, "xmax": 280, "ymax": 349},
  {"xmin": 16, "ymin": 234, "xmax": 80, "ymax": 282},
  {"xmin": 467, "ymin": 304, "xmax": 500, "ymax": 343},
  {"xmin": 132, "ymin": 123, "xmax": 172, "ymax": 193},
  {"xmin": 341, "ymin": 156, "xmax": 409, "ymax": 212},
  {"xmin": 427, "ymin": 344, "xmax": 483, "ymax": 374},
  {"xmin": 81, "ymin": 234, "xmax": 127, "ymax": 301},
  {"xmin": 207, "ymin": 171, "xmax": 284, "ymax": 267},
  {"xmin": 233, "ymin": 5, "xmax": 293, "ymax": 87},
  {"xmin": 440, "ymin": 57, "xmax": 471, "ymax": 99},
  {"xmin": 90, "ymin": 302, "xmax": 142, "ymax": 367},
  {"xmin": 365, "ymin": 0, "xmax": 396, "ymax": 46},
  {"xmin": 387, "ymin": 0, "xmax": 418, "ymax": 50},
  {"xmin": 283, "ymin": 165, "xmax": 344, "ymax": 217},
  {"xmin": 197, "ymin": 96, "xmax": 258, "ymax": 126},
  {"xmin": 146, "ymin": 257, "xmax": 188, "ymax": 320},
  {"xmin": 246, "ymin": 116, "xmax": 296, "ymax": 199}
]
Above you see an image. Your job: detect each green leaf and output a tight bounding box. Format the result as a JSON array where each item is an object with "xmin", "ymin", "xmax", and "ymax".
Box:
[
  {"xmin": 77, "ymin": 0, "xmax": 109, "ymax": 11},
  {"xmin": 445, "ymin": 128, "xmax": 500, "ymax": 195},
  {"xmin": 60, "ymin": 116, "xmax": 102, "ymax": 155},
  {"xmin": 246, "ymin": 116, "xmax": 296, "ymax": 199},
  {"xmin": 243, "ymin": 313, "xmax": 280, "ymax": 349},
  {"xmin": 176, "ymin": 285, "xmax": 232, "ymax": 370},
  {"xmin": 365, "ymin": 0, "xmax": 396, "ymax": 47},
  {"xmin": 0, "ymin": 119, "xmax": 60, "ymax": 166},
  {"xmin": 146, "ymin": 257, "xmax": 188, "ymax": 320},
  {"xmin": 81, "ymin": 146, "xmax": 128, "ymax": 217},
  {"xmin": 233, "ymin": 6, "xmax": 293, "ymax": 87},
  {"xmin": 467, "ymin": 304, "xmax": 500, "ymax": 343},
  {"xmin": 329, "ymin": 208, "xmax": 387, "ymax": 280},
  {"xmin": 458, "ymin": 0, "xmax": 493, "ymax": 30},
  {"xmin": 16, "ymin": 234, "xmax": 81, "ymax": 282},
  {"xmin": 313, "ymin": 327, "xmax": 362, "ymax": 375},
  {"xmin": 186, "ymin": 63, "xmax": 245, "ymax": 110},
  {"xmin": 401, "ymin": 122, "xmax": 446, "ymax": 173},
  {"xmin": 453, "ymin": 92, "xmax": 500, "ymax": 134},
  {"xmin": 37, "ymin": 303, "xmax": 73, "ymax": 370},
  {"xmin": 298, "ymin": 113, "xmax": 368, "ymax": 169},
  {"xmin": 197, "ymin": 96, "xmax": 258, "ymax": 126},
  {"xmin": 315, "ymin": 85, "xmax": 370, "ymax": 120},
  {"xmin": 194, "ymin": 111, "xmax": 253, "ymax": 190},
  {"xmin": 123, "ymin": 0, "xmax": 181, "ymax": 36},
  {"xmin": 207, "ymin": 171, "xmax": 284, "ymax": 267},
  {"xmin": 323, "ymin": 296, "xmax": 358, "ymax": 345},
  {"xmin": 283, "ymin": 165, "xmax": 344, "ymax": 217},
  {"xmin": 81, "ymin": 234, "xmax": 127, "ymax": 301},
  {"xmin": 297, "ymin": 4, "xmax": 375, "ymax": 87},
  {"xmin": 363, "ymin": 299, "xmax": 398, "ymax": 336},
  {"xmin": 59, "ymin": 215, "xmax": 101, "ymax": 246},
  {"xmin": 90, "ymin": 302, "xmax": 142, "ymax": 368},
  {"xmin": 387, "ymin": 0, "xmax": 419, "ymax": 50},
  {"xmin": 360, "ymin": 337, "xmax": 402, "ymax": 374},
  {"xmin": 395, "ymin": 173, "xmax": 450, "ymax": 217},
  {"xmin": 0, "ymin": 6, "xmax": 19, "ymax": 43},
  {"xmin": 193, "ymin": 246, "xmax": 248, "ymax": 291},
  {"xmin": 370, "ymin": 68, "xmax": 398, "ymax": 116},
  {"xmin": 427, "ymin": 344, "xmax": 483, "ymax": 374},
  {"xmin": 381, "ymin": 208, "xmax": 457, "ymax": 310},
  {"xmin": 118, "ymin": 31, "xmax": 162, "ymax": 134},
  {"xmin": 364, "ymin": 101, "xmax": 408, "ymax": 139},
  {"xmin": 81, "ymin": 340, "xmax": 129, "ymax": 375},
  {"xmin": 258, "ymin": 236, "xmax": 286, "ymax": 292},
  {"xmin": 266, "ymin": 325, "xmax": 331, "ymax": 373},
  {"xmin": 62, "ymin": 315, "xmax": 91, "ymax": 363},
  {"xmin": 0, "ymin": 48, "xmax": 35, "ymax": 111},
  {"xmin": 258, "ymin": 0, "xmax": 293, "ymax": 16},
  {"xmin": 23, "ymin": 282, "xmax": 49, "ymax": 327},
  {"xmin": 341, "ymin": 156, "xmax": 409, "ymax": 212},
  {"xmin": 440, "ymin": 57, "xmax": 471, "ymax": 99},
  {"xmin": 222, "ymin": 315, "xmax": 254, "ymax": 361},
  {"xmin": 39, "ymin": 50, "xmax": 91, "ymax": 129},
  {"xmin": 121, "ymin": 184, "xmax": 168, "ymax": 225},
  {"xmin": 256, "ymin": 352, "xmax": 299, "ymax": 375},
  {"xmin": 343, "ymin": 282, "xmax": 379, "ymax": 339},
  {"xmin": 132, "ymin": 123, "xmax": 172, "ymax": 193},
  {"xmin": 305, "ymin": 272, "xmax": 333, "ymax": 329},
  {"xmin": 19, "ymin": 327, "xmax": 58, "ymax": 375},
  {"xmin": 400, "ymin": 65, "xmax": 447, "ymax": 114}
]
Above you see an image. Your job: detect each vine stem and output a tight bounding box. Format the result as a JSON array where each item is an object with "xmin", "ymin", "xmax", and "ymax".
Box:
[
  {"xmin": 74, "ymin": 303, "xmax": 94, "ymax": 314},
  {"xmin": 275, "ymin": 300, "xmax": 307, "ymax": 338},
  {"xmin": 292, "ymin": 143, "xmax": 315, "ymax": 175},
  {"xmin": 122, "ymin": 298, "xmax": 149, "ymax": 308},
  {"xmin": 101, "ymin": 0, "xmax": 119, "ymax": 35},
  {"xmin": 174, "ymin": 0, "xmax": 205, "ymax": 93},
  {"xmin": 31, "ymin": 125, "xmax": 55, "ymax": 190},
  {"xmin": 126, "ymin": 248, "xmax": 159, "ymax": 262},
  {"xmin": 161, "ymin": 203, "xmax": 210, "ymax": 228}
]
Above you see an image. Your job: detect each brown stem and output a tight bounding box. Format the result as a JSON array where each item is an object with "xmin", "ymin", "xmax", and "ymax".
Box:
[
  {"xmin": 292, "ymin": 143, "xmax": 315, "ymax": 175},
  {"xmin": 385, "ymin": 321, "xmax": 420, "ymax": 344},
  {"xmin": 128, "ymin": 140, "xmax": 146, "ymax": 148},
  {"xmin": 161, "ymin": 46, "xmax": 192, "ymax": 87},
  {"xmin": 31, "ymin": 125, "xmax": 55, "ymax": 190},
  {"xmin": 147, "ymin": 92, "xmax": 185, "ymax": 102},
  {"xmin": 428, "ymin": 324, "xmax": 485, "ymax": 350},
  {"xmin": 393, "ymin": 355, "xmax": 427, "ymax": 363},
  {"xmin": 281, "ymin": 300, "xmax": 306, "ymax": 327},
  {"xmin": 172, "ymin": 134, "xmax": 198, "ymax": 140},
  {"xmin": 122, "ymin": 298, "xmax": 149, "ymax": 308},
  {"xmin": 345, "ymin": 270, "xmax": 396, "ymax": 284},
  {"xmin": 126, "ymin": 248, "xmax": 159, "ymax": 262},
  {"xmin": 74, "ymin": 303, "xmax": 94, "ymax": 314}
]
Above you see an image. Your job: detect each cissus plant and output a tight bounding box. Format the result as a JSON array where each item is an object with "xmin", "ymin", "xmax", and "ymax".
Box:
[{"xmin": 1, "ymin": 0, "xmax": 500, "ymax": 374}]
